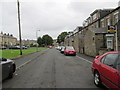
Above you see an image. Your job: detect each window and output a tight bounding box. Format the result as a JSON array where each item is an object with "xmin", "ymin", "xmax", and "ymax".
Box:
[
  {"xmin": 116, "ymin": 54, "xmax": 120, "ymax": 71},
  {"xmin": 103, "ymin": 54, "xmax": 118, "ymax": 68},
  {"xmin": 101, "ymin": 56, "xmax": 106, "ymax": 63},
  {"xmin": 93, "ymin": 13, "xmax": 97, "ymax": 20},
  {"xmin": 66, "ymin": 46, "xmax": 74, "ymax": 50},
  {"xmin": 101, "ymin": 19, "xmax": 104, "ymax": 28},
  {"xmin": 106, "ymin": 18, "xmax": 110, "ymax": 26},
  {"xmin": 114, "ymin": 12, "xmax": 119, "ymax": 24}
]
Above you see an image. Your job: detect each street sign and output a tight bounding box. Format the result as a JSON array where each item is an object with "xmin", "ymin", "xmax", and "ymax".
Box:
[{"xmin": 108, "ymin": 25, "xmax": 116, "ymax": 33}]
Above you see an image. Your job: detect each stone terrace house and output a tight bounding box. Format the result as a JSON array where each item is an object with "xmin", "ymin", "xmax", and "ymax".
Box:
[
  {"xmin": 64, "ymin": 6, "xmax": 120, "ymax": 57},
  {"xmin": 0, "ymin": 32, "xmax": 17, "ymax": 47},
  {"xmin": 17, "ymin": 39, "xmax": 37, "ymax": 46}
]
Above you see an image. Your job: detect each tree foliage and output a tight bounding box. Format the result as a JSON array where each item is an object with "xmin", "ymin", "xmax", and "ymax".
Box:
[
  {"xmin": 57, "ymin": 32, "xmax": 68, "ymax": 44},
  {"xmin": 37, "ymin": 37, "xmax": 42, "ymax": 46},
  {"xmin": 37, "ymin": 34, "xmax": 53, "ymax": 46}
]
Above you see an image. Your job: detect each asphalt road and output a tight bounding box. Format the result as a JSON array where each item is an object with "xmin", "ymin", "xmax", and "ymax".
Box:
[{"xmin": 2, "ymin": 48, "xmax": 106, "ymax": 89}]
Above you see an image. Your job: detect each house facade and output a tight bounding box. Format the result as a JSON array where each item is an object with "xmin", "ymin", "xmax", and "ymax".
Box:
[
  {"xmin": 64, "ymin": 6, "xmax": 120, "ymax": 57},
  {"xmin": 0, "ymin": 32, "xmax": 17, "ymax": 46}
]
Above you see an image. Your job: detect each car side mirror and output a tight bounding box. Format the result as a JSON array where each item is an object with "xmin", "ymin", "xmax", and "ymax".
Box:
[
  {"xmin": 2, "ymin": 58, "xmax": 7, "ymax": 61},
  {"xmin": 95, "ymin": 55, "xmax": 100, "ymax": 59}
]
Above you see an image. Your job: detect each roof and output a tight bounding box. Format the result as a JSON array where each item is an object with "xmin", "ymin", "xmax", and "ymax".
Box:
[{"xmin": 90, "ymin": 9, "xmax": 113, "ymax": 16}]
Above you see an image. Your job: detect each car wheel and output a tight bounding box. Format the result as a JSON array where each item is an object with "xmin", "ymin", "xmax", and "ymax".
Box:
[
  {"xmin": 74, "ymin": 54, "xmax": 76, "ymax": 56},
  {"xmin": 94, "ymin": 71, "xmax": 102, "ymax": 87},
  {"xmin": 8, "ymin": 66, "xmax": 14, "ymax": 79},
  {"xmin": 8, "ymin": 71, "xmax": 13, "ymax": 79}
]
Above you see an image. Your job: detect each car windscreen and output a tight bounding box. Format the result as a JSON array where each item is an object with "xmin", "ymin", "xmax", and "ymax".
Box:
[{"xmin": 66, "ymin": 47, "xmax": 74, "ymax": 50}]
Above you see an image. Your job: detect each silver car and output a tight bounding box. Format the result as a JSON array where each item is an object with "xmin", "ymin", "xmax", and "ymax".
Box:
[{"xmin": 0, "ymin": 58, "xmax": 16, "ymax": 80}]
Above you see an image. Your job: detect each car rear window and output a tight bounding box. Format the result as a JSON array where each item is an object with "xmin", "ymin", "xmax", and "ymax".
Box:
[{"xmin": 66, "ymin": 46, "xmax": 74, "ymax": 50}]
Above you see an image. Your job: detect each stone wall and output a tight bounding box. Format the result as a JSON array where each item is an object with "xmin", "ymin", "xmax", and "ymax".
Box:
[{"xmin": 84, "ymin": 30, "xmax": 96, "ymax": 57}]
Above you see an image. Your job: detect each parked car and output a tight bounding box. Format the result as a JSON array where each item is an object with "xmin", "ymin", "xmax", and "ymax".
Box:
[
  {"xmin": 56, "ymin": 46, "xmax": 62, "ymax": 50},
  {"xmin": 92, "ymin": 51, "xmax": 120, "ymax": 89},
  {"xmin": 58, "ymin": 46, "xmax": 61, "ymax": 50},
  {"xmin": 9, "ymin": 46, "xmax": 27, "ymax": 49},
  {"xmin": 0, "ymin": 46, "xmax": 6, "ymax": 49},
  {"xmin": 59, "ymin": 46, "xmax": 64, "ymax": 51},
  {"xmin": 22, "ymin": 46, "xmax": 27, "ymax": 49},
  {"xmin": 64, "ymin": 46, "xmax": 76, "ymax": 56},
  {"xmin": 60, "ymin": 46, "xmax": 65, "ymax": 54},
  {"xmin": 0, "ymin": 58, "xmax": 16, "ymax": 80},
  {"xmin": 49, "ymin": 46, "xmax": 53, "ymax": 49},
  {"xmin": 9, "ymin": 46, "xmax": 20, "ymax": 49}
]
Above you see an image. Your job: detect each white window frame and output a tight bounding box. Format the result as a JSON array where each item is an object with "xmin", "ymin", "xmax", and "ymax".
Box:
[{"xmin": 101, "ymin": 19, "xmax": 105, "ymax": 28}]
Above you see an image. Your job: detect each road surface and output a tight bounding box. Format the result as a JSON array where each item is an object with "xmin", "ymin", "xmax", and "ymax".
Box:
[{"xmin": 2, "ymin": 48, "xmax": 106, "ymax": 89}]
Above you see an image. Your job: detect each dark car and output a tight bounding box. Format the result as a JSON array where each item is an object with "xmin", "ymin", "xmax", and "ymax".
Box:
[
  {"xmin": 60, "ymin": 47, "xmax": 65, "ymax": 54},
  {"xmin": 22, "ymin": 46, "xmax": 27, "ymax": 49},
  {"xmin": 0, "ymin": 58, "xmax": 16, "ymax": 80},
  {"xmin": 92, "ymin": 51, "xmax": 120, "ymax": 89},
  {"xmin": 9, "ymin": 46, "xmax": 27, "ymax": 49},
  {"xmin": 64, "ymin": 46, "xmax": 76, "ymax": 56},
  {"xmin": 9, "ymin": 46, "xmax": 20, "ymax": 49}
]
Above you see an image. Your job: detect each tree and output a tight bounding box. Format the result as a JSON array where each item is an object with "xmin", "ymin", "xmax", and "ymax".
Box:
[
  {"xmin": 42, "ymin": 34, "xmax": 53, "ymax": 46},
  {"xmin": 37, "ymin": 37, "xmax": 42, "ymax": 46},
  {"xmin": 57, "ymin": 32, "xmax": 68, "ymax": 44}
]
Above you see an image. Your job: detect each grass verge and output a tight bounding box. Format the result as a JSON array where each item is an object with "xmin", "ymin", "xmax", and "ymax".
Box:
[{"xmin": 0, "ymin": 47, "xmax": 48, "ymax": 59}]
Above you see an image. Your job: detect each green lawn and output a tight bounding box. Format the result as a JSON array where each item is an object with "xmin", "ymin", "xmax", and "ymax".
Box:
[
  {"xmin": 0, "ymin": 47, "xmax": 48, "ymax": 59},
  {"xmin": 28, "ymin": 47, "xmax": 48, "ymax": 50}
]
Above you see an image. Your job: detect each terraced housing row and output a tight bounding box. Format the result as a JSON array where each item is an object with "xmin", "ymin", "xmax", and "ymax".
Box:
[{"xmin": 64, "ymin": 5, "xmax": 120, "ymax": 57}]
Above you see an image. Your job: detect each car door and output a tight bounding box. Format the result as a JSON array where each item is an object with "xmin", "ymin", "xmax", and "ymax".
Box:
[
  {"xmin": 115, "ymin": 54, "xmax": 120, "ymax": 88},
  {"xmin": 2, "ymin": 61, "xmax": 11, "ymax": 80},
  {"xmin": 99, "ymin": 53, "xmax": 119, "ymax": 88}
]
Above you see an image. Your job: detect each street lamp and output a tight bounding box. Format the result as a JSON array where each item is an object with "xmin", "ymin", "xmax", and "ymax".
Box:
[{"xmin": 36, "ymin": 30, "xmax": 40, "ymax": 51}]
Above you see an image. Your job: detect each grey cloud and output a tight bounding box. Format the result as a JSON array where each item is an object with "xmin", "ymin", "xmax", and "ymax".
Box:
[{"xmin": 1, "ymin": 1, "xmax": 118, "ymax": 40}]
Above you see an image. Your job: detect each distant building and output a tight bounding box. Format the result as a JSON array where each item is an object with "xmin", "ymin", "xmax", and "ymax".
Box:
[
  {"xmin": 17, "ymin": 39, "xmax": 37, "ymax": 46},
  {"xmin": 53, "ymin": 39, "xmax": 58, "ymax": 46},
  {"xmin": 0, "ymin": 32, "xmax": 17, "ymax": 46}
]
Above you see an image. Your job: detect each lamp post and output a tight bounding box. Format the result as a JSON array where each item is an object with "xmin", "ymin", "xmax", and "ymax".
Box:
[
  {"xmin": 36, "ymin": 30, "xmax": 40, "ymax": 51},
  {"xmin": 17, "ymin": 0, "xmax": 22, "ymax": 55}
]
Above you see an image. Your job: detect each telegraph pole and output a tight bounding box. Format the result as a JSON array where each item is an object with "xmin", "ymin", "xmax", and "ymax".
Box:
[
  {"xmin": 116, "ymin": 25, "xmax": 118, "ymax": 51},
  {"xmin": 17, "ymin": 0, "xmax": 22, "ymax": 55}
]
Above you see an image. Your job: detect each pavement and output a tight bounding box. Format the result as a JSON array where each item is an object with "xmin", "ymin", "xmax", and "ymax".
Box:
[
  {"xmin": 77, "ymin": 53, "xmax": 94, "ymax": 62},
  {"xmin": 2, "ymin": 48, "xmax": 106, "ymax": 89}
]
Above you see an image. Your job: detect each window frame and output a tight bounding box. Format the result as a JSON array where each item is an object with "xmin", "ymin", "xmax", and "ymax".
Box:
[{"xmin": 100, "ymin": 53, "xmax": 119, "ymax": 69}]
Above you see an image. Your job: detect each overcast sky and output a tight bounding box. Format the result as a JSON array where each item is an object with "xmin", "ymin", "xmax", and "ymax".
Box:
[{"xmin": 1, "ymin": 0, "xmax": 120, "ymax": 40}]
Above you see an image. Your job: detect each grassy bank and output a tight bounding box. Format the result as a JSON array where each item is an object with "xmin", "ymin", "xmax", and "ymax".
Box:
[{"xmin": 0, "ymin": 47, "xmax": 48, "ymax": 59}]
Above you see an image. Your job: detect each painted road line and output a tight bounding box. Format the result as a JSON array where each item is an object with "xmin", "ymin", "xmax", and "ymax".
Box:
[
  {"xmin": 16, "ymin": 49, "xmax": 48, "ymax": 70},
  {"xmin": 76, "ymin": 55, "xmax": 92, "ymax": 64},
  {"xmin": 16, "ymin": 59, "xmax": 32, "ymax": 70}
]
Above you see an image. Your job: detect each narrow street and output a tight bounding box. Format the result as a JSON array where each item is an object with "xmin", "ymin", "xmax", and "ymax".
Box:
[{"xmin": 2, "ymin": 48, "xmax": 106, "ymax": 89}]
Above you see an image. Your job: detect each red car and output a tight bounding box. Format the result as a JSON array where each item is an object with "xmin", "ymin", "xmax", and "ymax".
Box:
[
  {"xmin": 92, "ymin": 51, "xmax": 120, "ymax": 89},
  {"xmin": 49, "ymin": 46, "xmax": 52, "ymax": 49},
  {"xmin": 64, "ymin": 46, "xmax": 76, "ymax": 56}
]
